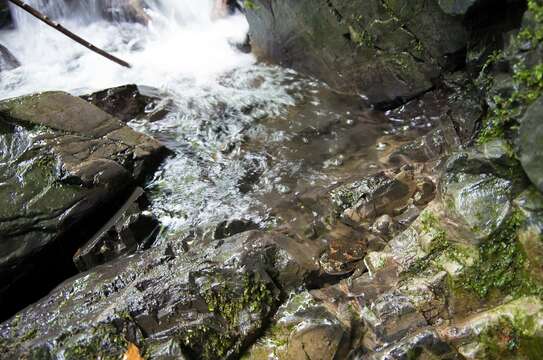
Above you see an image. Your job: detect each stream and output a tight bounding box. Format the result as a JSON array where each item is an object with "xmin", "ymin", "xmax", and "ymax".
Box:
[{"xmin": 0, "ymin": 0, "xmax": 435, "ymax": 248}]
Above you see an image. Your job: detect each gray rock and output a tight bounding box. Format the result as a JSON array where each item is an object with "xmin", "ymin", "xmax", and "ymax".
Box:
[
  {"xmin": 519, "ymin": 96, "xmax": 543, "ymax": 193},
  {"xmin": 372, "ymin": 214, "xmax": 397, "ymax": 238},
  {"xmin": 0, "ymin": 0, "xmax": 10, "ymax": 29},
  {"xmin": 0, "ymin": 230, "xmax": 308, "ymax": 359},
  {"xmin": 441, "ymin": 144, "xmax": 528, "ymax": 239},
  {"xmin": 361, "ymin": 292, "xmax": 427, "ymax": 350},
  {"xmin": 0, "ymin": 91, "xmax": 168, "ymax": 317},
  {"xmin": 515, "ymin": 187, "xmax": 543, "ymax": 283},
  {"xmin": 331, "ymin": 168, "xmax": 418, "ymax": 224},
  {"xmin": 368, "ymin": 328, "xmax": 461, "ymax": 360},
  {"xmin": 437, "ymin": 0, "xmax": 479, "ymax": 16},
  {"xmin": 73, "ymin": 187, "xmax": 160, "ymax": 272},
  {"xmin": 245, "ymin": 0, "xmax": 467, "ymax": 107},
  {"xmin": 244, "ymin": 290, "xmax": 359, "ymax": 360},
  {"xmin": 213, "ymin": 218, "xmax": 259, "ymax": 240},
  {"xmin": 82, "ymin": 84, "xmax": 158, "ymax": 122},
  {"xmin": 0, "ymin": 43, "xmax": 19, "ymax": 72},
  {"xmin": 438, "ymin": 297, "xmax": 543, "ymax": 359}
]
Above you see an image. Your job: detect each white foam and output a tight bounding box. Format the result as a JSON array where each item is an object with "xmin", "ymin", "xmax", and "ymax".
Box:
[{"xmin": 0, "ymin": 0, "xmax": 253, "ymax": 98}]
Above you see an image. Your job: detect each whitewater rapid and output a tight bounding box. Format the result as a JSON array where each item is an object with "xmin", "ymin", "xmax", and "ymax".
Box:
[
  {"xmin": 0, "ymin": 0, "xmax": 307, "ymax": 239},
  {"xmin": 0, "ymin": 0, "xmax": 388, "ymax": 242},
  {"xmin": 0, "ymin": 0, "xmax": 255, "ymax": 97}
]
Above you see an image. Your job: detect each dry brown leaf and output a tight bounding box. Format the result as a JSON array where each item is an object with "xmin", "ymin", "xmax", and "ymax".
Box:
[{"xmin": 123, "ymin": 343, "xmax": 144, "ymax": 360}]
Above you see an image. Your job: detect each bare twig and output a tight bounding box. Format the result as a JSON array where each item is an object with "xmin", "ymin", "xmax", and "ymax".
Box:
[{"xmin": 7, "ymin": 0, "xmax": 132, "ymax": 68}]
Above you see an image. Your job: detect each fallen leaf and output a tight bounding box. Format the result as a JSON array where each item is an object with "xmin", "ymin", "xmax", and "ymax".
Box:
[{"xmin": 123, "ymin": 343, "xmax": 144, "ymax": 360}]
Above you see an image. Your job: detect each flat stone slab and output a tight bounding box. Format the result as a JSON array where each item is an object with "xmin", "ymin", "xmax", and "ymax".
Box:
[{"xmin": 0, "ymin": 91, "xmax": 168, "ymax": 315}]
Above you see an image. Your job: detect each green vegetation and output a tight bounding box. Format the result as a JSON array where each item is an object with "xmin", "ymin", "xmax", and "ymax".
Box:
[
  {"xmin": 474, "ymin": 304, "xmax": 543, "ymax": 360},
  {"xmin": 405, "ymin": 211, "xmax": 449, "ymax": 275},
  {"xmin": 62, "ymin": 324, "xmax": 128, "ymax": 360},
  {"xmin": 244, "ymin": 0, "xmax": 257, "ymax": 10},
  {"xmin": 180, "ymin": 271, "xmax": 276, "ymax": 359},
  {"xmin": 457, "ymin": 210, "xmax": 543, "ymax": 299},
  {"xmin": 477, "ymin": 0, "xmax": 543, "ymax": 146}
]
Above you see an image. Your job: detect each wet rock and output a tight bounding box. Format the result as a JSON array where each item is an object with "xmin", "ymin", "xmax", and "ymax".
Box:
[
  {"xmin": 0, "ymin": 91, "xmax": 169, "ymax": 181},
  {"xmin": 395, "ymin": 205, "xmax": 422, "ymax": 229},
  {"xmin": 437, "ymin": 0, "xmax": 479, "ymax": 16},
  {"xmin": 331, "ymin": 168, "xmax": 418, "ymax": 224},
  {"xmin": 515, "ymin": 187, "xmax": 543, "ymax": 282},
  {"xmin": 0, "ymin": 91, "xmax": 168, "ymax": 318},
  {"xmin": 0, "ymin": 0, "xmax": 11, "ymax": 29},
  {"xmin": 101, "ymin": 0, "xmax": 150, "ymax": 24},
  {"xmin": 213, "ymin": 218, "xmax": 259, "ymax": 240},
  {"xmin": 438, "ymin": 296, "xmax": 543, "ymax": 359},
  {"xmin": 368, "ymin": 328, "xmax": 461, "ymax": 360},
  {"xmin": 245, "ymin": 0, "xmax": 467, "ymax": 107},
  {"xmin": 371, "ymin": 214, "xmax": 398, "ymax": 238},
  {"xmin": 0, "ymin": 231, "xmax": 308, "ymax": 359},
  {"xmin": 73, "ymin": 187, "xmax": 160, "ymax": 272},
  {"xmin": 244, "ymin": 291, "xmax": 357, "ymax": 360},
  {"xmin": 82, "ymin": 84, "xmax": 158, "ymax": 122},
  {"xmin": 0, "ymin": 43, "xmax": 19, "ymax": 72},
  {"xmin": 317, "ymin": 222, "xmax": 377, "ymax": 276},
  {"xmin": 443, "ymin": 73, "xmax": 485, "ymax": 144},
  {"xmin": 413, "ymin": 177, "xmax": 436, "ymax": 206},
  {"xmin": 519, "ymin": 96, "xmax": 543, "ymax": 193},
  {"xmin": 383, "ymin": 120, "xmax": 460, "ymax": 166},
  {"xmin": 361, "ymin": 292, "xmax": 427, "ymax": 350},
  {"xmin": 441, "ymin": 143, "xmax": 527, "ymax": 240}
]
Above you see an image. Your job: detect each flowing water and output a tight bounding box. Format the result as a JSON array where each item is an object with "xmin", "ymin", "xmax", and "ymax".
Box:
[{"xmin": 0, "ymin": 0, "xmax": 430, "ymax": 243}]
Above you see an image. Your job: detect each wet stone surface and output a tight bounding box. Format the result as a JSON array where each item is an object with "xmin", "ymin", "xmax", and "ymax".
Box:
[
  {"xmin": 0, "ymin": 91, "xmax": 168, "ymax": 320},
  {"xmin": 0, "ymin": 231, "xmax": 309, "ymax": 360}
]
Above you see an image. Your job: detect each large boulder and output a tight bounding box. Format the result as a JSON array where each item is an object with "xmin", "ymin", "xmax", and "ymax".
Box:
[
  {"xmin": 245, "ymin": 0, "xmax": 467, "ymax": 107},
  {"xmin": 0, "ymin": 230, "xmax": 309, "ymax": 360},
  {"xmin": 519, "ymin": 96, "xmax": 543, "ymax": 193},
  {"xmin": 0, "ymin": 91, "xmax": 168, "ymax": 319}
]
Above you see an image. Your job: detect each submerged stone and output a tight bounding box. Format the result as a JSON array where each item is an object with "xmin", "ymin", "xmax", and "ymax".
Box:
[{"xmin": 330, "ymin": 168, "xmax": 417, "ymax": 224}]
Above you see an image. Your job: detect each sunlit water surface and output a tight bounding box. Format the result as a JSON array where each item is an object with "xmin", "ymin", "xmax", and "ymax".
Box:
[{"xmin": 0, "ymin": 0, "xmax": 405, "ymax": 241}]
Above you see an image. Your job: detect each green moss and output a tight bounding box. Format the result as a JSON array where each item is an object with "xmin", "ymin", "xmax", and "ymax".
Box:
[
  {"xmin": 20, "ymin": 328, "xmax": 38, "ymax": 342},
  {"xmin": 62, "ymin": 324, "xmax": 128, "ymax": 360},
  {"xmin": 456, "ymin": 210, "xmax": 543, "ymax": 299},
  {"xmin": 477, "ymin": 316, "xmax": 543, "ymax": 359},
  {"xmin": 405, "ymin": 211, "xmax": 449, "ymax": 275},
  {"xmin": 181, "ymin": 272, "xmax": 276, "ymax": 359},
  {"xmin": 244, "ymin": 0, "xmax": 257, "ymax": 10},
  {"xmin": 477, "ymin": 0, "xmax": 543, "ymax": 146},
  {"xmin": 204, "ymin": 272, "xmax": 274, "ymax": 327}
]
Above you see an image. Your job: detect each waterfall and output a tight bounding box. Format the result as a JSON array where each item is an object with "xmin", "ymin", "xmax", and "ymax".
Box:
[
  {"xmin": 0, "ymin": 0, "xmax": 300, "ymax": 237},
  {"xmin": 0, "ymin": 0, "xmax": 251, "ymax": 97}
]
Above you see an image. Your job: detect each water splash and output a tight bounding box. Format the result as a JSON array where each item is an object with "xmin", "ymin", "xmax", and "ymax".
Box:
[
  {"xmin": 0, "ymin": 0, "xmax": 253, "ymax": 97},
  {"xmin": 0, "ymin": 0, "xmax": 391, "ymax": 242}
]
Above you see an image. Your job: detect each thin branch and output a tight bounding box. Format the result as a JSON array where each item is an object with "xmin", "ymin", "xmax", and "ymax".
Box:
[{"xmin": 7, "ymin": 0, "xmax": 132, "ymax": 68}]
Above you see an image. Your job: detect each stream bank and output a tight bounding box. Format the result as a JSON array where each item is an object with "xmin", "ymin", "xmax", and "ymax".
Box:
[{"xmin": 0, "ymin": 0, "xmax": 542, "ymax": 359}]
